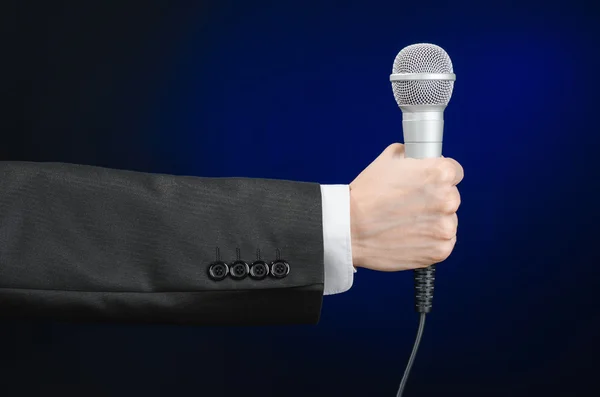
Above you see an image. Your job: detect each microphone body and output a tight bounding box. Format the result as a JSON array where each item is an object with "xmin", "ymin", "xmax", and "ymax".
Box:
[{"xmin": 401, "ymin": 104, "xmax": 445, "ymax": 159}]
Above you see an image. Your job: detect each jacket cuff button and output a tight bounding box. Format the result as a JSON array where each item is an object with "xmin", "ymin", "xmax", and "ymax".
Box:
[
  {"xmin": 249, "ymin": 261, "xmax": 269, "ymax": 280},
  {"xmin": 270, "ymin": 260, "xmax": 290, "ymax": 279},
  {"xmin": 208, "ymin": 261, "xmax": 229, "ymax": 281},
  {"xmin": 230, "ymin": 261, "xmax": 249, "ymax": 280}
]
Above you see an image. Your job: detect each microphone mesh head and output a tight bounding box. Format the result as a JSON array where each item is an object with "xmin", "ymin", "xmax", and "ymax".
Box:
[{"xmin": 391, "ymin": 43, "xmax": 454, "ymax": 106}]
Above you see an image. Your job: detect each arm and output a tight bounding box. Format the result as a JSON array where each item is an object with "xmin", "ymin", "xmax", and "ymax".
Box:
[
  {"xmin": 0, "ymin": 161, "xmax": 324, "ymax": 326},
  {"xmin": 0, "ymin": 143, "xmax": 464, "ymax": 326}
]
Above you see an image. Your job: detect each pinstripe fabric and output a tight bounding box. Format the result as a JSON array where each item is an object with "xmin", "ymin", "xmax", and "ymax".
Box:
[{"xmin": 0, "ymin": 162, "xmax": 324, "ymax": 325}]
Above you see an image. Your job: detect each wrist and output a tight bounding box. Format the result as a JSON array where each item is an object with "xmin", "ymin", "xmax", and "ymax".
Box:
[{"xmin": 351, "ymin": 242, "xmax": 365, "ymax": 269}]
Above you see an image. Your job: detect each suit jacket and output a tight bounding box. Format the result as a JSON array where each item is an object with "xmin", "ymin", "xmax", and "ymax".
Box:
[{"xmin": 0, "ymin": 161, "xmax": 324, "ymax": 326}]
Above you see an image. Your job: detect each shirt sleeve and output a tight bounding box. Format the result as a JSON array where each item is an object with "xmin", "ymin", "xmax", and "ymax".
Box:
[{"xmin": 320, "ymin": 184, "xmax": 356, "ymax": 295}]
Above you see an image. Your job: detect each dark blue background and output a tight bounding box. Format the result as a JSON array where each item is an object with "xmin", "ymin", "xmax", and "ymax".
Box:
[{"xmin": 3, "ymin": 1, "xmax": 599, "ymax": 396}]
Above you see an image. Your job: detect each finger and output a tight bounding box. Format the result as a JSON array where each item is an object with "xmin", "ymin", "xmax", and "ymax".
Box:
[
  {"xmin": 449, "ymin": 188, "xmax": 461, "ymax": 213},
  {"xmin": 432, "ymin": 235, "xmax": 457, "ymax": 264},
  {"xmin": 451, "ymin": 212, "xmax": 458, "ymax": 235},
  {"xmin": 442, "ymin": 157, "xmax": 464, "ymax": 185}
]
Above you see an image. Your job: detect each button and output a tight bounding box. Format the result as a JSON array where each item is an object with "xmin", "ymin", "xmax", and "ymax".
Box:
[
  {"xmin": 270, "ymin": 260, "xmax": 290, "ymax": 279},
  {"xmin": 249, "ymin": 260, "xmax": 269, "ymax": 280},
  {"xmin": 208, "ymin": 261, "xmax": 229, "ymax": 281},
  {"xmin": 230, "ymin": 260, "xmax": 249, "ymax": 280}
]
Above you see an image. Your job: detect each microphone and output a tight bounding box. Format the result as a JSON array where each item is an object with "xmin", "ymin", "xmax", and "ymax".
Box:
[
  {"xmin": 391, "ymin": 43, "xmax": 455, "ymax": 160},
  {"xmin": 389, "ymin": 43, "xmax": 456, "ymax": 397}
]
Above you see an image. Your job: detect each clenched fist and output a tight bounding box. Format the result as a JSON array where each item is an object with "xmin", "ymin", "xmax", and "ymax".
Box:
[{"xmin": 349, "ymin": 143, "xmax": 464, "ymax": 271}]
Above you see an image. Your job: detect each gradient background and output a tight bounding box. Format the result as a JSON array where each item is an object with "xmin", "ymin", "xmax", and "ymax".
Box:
[{"xmin": 2, "ymin": 1, "xmax": 599, "ymax": 396}]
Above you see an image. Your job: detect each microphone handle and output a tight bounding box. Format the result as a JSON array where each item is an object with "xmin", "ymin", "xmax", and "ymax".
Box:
[
  {"xmin": 402, "ymin": 108, "xmax": 444, "ymax": 159},
  {"xmin": 402, "ymin": 110, "xmax": 444, "ymax": 313}
]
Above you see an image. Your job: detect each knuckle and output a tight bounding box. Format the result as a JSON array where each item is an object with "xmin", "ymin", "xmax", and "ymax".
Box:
[
  {"xmin": 431, "ymin": 241, "xmax": 454, "ymax": 262},
  {"xmin": 444, "ymin": 188, "xmax": 461, "ymax": 213},
  {"xmin": 435, "ymin": 217, "xmax": 457, "ymax": 240},
  {"xmin": 433, "ymin": 187, "xmax": 460, "ymax": 213},
  {"xmin": 434, "ymin": 159, "xmax": 457, "ymax": 183},
  {"xmin": 456, "ymin": 163, "xmax": 465, "ymax": 184},
  {"xmin": 452, "ymin": 188, "xmax": 462, "ymax": 208},
  {"xmin": 437, "ymin": 198, "xmax": 454, "ymax": 214}
]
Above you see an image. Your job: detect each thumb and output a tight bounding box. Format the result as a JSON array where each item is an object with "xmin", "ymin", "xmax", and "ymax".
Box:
[{"xmin": 383, "ymin": 142, "xmax": 406, "ymax": 158}]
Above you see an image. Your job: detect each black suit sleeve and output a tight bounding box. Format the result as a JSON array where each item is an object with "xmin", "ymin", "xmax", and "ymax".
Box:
[{"xmin": 0, "ymin": 162, "xmax": 324, "ymax": 326}]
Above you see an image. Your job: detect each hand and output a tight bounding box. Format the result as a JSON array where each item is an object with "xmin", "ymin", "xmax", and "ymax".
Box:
[{"xmin": 349, "ymin": 143, "xmax": 464, "ymax": 271}]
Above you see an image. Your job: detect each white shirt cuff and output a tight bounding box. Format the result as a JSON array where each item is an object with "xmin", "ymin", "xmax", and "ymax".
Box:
[{"xmin": 320, "ymin": 184, "xmax": 355, "ymax": 295}]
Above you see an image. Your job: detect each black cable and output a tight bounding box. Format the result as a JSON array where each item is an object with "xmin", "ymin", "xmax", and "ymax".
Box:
[
  {"xmin": 397, "ymin": 264, "xmax": 436, "ymax": 396},
  {"xmin": 396, "ymin": 313, "xmax": 427, "ymax": 397}
]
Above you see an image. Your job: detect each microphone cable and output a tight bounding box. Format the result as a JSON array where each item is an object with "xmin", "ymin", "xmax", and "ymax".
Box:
[{"xmin": 396, "ymin": 265, "xmax": 436, "ymax": 397}]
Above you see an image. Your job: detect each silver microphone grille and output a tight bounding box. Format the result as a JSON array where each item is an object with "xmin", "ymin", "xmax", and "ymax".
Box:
[{"xmin": 391, "ymin": 43, "xmax": 454, "ymax": 106}]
